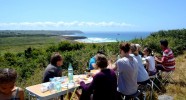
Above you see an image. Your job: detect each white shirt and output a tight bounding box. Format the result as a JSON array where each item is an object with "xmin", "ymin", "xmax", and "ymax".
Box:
[{"xmin": 145, "ymin": 56, "xmax": 156, "ymax": 72}]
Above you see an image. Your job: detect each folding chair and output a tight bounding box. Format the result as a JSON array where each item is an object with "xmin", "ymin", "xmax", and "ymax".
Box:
[
  {"xmin": 122, "ymin": 90, "xmax": 141, "ymax": 100},
  {"xmin": 160, "ymin": 69, "xmax": 175, "ymax": 85},
  {"xmin": 138, "ymin": 82, "xmax": 152, "ymax": 100},
  {"xmin": 149, "ymin": 73, "xmax": 163, "ymax": 92}
]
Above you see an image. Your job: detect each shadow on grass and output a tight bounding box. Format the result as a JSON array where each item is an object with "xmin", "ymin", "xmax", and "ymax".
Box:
[{"xmin": 174, "ymin": 81, "xmax": 186, "ymax": 87}]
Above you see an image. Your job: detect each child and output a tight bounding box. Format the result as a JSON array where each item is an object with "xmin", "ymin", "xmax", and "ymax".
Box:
[
  {"xmin": 0, "ymin": 68, "xmax": 24, "ymax": 100},
  {"xmin": 143, "ymin": 47, "xmax": 157, "ymax": 76}
]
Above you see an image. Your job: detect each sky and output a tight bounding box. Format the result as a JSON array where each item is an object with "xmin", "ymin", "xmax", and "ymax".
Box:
[{"xmin": 0, "ymin": 0, "xmax": 186, "ymax": 32}]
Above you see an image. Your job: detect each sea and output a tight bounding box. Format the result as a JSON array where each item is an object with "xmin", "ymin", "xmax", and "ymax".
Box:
[{"xmin": 66, "ymin": 32, "xmax": 152, "ymax": 43}]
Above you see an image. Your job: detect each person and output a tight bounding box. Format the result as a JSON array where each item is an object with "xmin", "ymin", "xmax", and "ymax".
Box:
[
  {"xmin": 143, "ymin": 47, "xmax": 156, "ymax": 76},
  {"xmin": 42, "ymin": 52, "xmax": 63, "ymax": 100},
  {"xmin": 155, "ymin": 39, "xmax": 175, "ymax": 71},
  {"xmin": 130, "ymin": 44, "xmax": 150, "ymax": 85},
  {"xmin": 79, "ymin": 54, "xmax": 117, "ymax": 100},
  {"xmin": 113, "ymin": 42, "xmax": 138, "ymax": 99},
  {"xmin": 88, "ymin": 50, "xmax": 105, "ymax": 70},
  {"xmin": 136, "ymin": 44, "xmax": 144, "ymax": 57},
  {"xmin": 43, "ymin": 52, "xmax": 63, "ymax": 83},
  {"xmin": 0, "ymin": 68, "xmax": 24, "ymax": 100}
]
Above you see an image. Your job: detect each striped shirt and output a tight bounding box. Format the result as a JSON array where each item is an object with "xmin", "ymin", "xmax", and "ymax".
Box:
[{"xmin": 162, "ymin": 48, "xmax": 175, "ymax": 70}]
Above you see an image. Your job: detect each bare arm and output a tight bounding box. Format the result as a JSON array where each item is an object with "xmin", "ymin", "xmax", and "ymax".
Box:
[
  {"xmin": 155, "ymin": 56, "xmax": 163, "ymax": 63},
  {"xmin": 112, "ymin": 63, "xmax": 118, "ymax": 71},
  {"xmin": 145, "ymin": 59, "xmax": 150, "ymax": 72},
  {"xmin": 19, "ymin": 88, "xmax": 24, "ymax": 100},
  {"xmin": 92, "ymin": 63, "xmax": 97, "ymax": 69}
]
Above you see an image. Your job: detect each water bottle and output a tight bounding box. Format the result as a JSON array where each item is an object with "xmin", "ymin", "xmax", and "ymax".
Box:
[
  {"xmin": 55, "ymin": 81, "xmax": 61, "ymax": 92},
  {"xmin": 49, "ymin": 78, "xmax": 55, "ymax": 93},
  {"xmin": 68, "ymin": 63, "xmax": 73, "ymax": 83}
]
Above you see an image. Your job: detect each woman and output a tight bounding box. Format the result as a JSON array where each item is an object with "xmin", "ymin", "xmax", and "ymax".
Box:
[
  {"xmin": 113, "ymin": 42, "xmax": 138, "ymax": 100},
  {"xmin": 79, "ymin": 54, "xmax": 117, "ymax": 100},
  {"xmin": 130, "ymin": 44, "xmax": 150, "ymax": 85},
  {"xmin": 143, "ymin": 47, "xmax": 156, "ymax": 76}
]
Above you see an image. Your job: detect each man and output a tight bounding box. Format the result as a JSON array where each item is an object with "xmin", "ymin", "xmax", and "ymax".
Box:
[
  {"xmin": 43, "ymin": 52, "xmax": 63, "ymax": 83},
  {"xmin": 88, "ymin": 50, "xmax": 105, "ymax": 70},
  {"xmin": 155, "ymin": 39, "xmax": 175, "ymax": 71},
  {"xmin": 42, "ymin": 52, "xmax": 63, "ymax": 100}
]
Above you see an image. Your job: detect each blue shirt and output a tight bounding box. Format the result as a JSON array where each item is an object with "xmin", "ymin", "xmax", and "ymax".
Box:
[
  {"xmin": 89, "ymin": 57, "xmax": 96, "ymax": 70},
  {"xmin": 130, "ymin": 54, "xmax": 149, "ymax": 82}
]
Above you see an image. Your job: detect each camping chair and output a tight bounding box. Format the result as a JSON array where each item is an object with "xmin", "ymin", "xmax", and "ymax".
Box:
[
  {"xmin": 138, "ymin": 79, "xmax": 162, "ymax": 100},
  {"xmin": 138, "ymin": 82, "xmax": 152, "ymax": 100},
  {"xmin": 122, "ymin": 90, "xmax": 141, "ymax": 100},
  {"xmin": 160, "ymin": 69, "xmax": 175, "ymax": 85},
  {"xmin": 149, "ymin": 73, "xmax": 162, "ymax": 92}
]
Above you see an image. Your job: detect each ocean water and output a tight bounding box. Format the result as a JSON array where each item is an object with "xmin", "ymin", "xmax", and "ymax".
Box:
[{"xmin": 73, "ymin": 32, "xmax": 151, "ymax": 43}]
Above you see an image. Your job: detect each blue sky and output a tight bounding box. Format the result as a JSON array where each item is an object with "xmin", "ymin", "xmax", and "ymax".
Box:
[{"xmin": 0, "ymin": 0, "xmax": 185, "ymax": 32}]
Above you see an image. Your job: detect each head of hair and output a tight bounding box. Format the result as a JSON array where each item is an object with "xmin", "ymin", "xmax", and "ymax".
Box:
[
  {"xmin": 130, "ymin": 44, "xmax": 137, "ymax": 53},
  {"xmin": 0, "ymin": 68, "xmax": 17, "ymax": 84},
  {"xmin": 160, "ymin": 39, "xmax": 168, "ymax": 47},
  {"xmin": 95, "ymin": 54, "xmax": 108, "ymax": 69},
  {"xmin": 144, "ymin": 47, "xmax": 153, "ymax": 56},
  {"xmin": 135, "ymin": 44, "xmax": 141, "ymax": 50},
  {"xmin": 135, "ymin": 44, "xmax": 141, "ymax": 48},
  {"xmin": 97, "ymin": 50, "xmax": 105, "ymax": 55},
  {"xmin": 50, "ymin": 52, "xmax": 62, "ymax": 66},
  {"xmin": 119, "ymin": 42, "xmax": 131, "ymax": 53}
]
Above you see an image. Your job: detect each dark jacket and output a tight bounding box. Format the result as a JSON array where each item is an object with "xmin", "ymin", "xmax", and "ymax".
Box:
[
  {"xmin": 80, "ymin": 69, "xmax": 117, "ymax": 100},
  {"xmin": 42, "ymin": 64, "xmax": 62, "ymax": 83}
]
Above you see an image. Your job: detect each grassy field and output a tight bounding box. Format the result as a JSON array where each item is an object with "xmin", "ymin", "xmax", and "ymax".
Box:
[
  {"xmin": 0, "ymin": 36, "xmax": 63, "ymax": 54},
  {"xmin": 165, "ymin": 51, "xmax": 186, "ymax": 100}
]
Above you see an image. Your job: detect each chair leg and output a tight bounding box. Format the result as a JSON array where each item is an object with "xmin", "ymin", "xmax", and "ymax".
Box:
[
  {"xmin": 134, "ymin": 97, "xmax": 140, "ymax": 100},
  {"xmin": 150, "ymin": 79, "xmax": 161, "ymax": 92},
  {"xmin": 162, "ymin": 71, "xmax": 175, "ymax": 85},
  {"xmin": 156, "ymin": 75, "xmax": 163, "ymax": 85}
]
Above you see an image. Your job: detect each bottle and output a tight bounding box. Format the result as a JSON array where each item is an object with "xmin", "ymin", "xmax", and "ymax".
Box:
[{"xmin": 68, "ymin": 63, "xmax": 73, "ymax": 83}]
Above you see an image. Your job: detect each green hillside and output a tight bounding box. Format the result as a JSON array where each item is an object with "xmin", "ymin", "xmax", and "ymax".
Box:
[{"xmin": 0, "ymin": 29, "xmax": 185, "ymax": 99}]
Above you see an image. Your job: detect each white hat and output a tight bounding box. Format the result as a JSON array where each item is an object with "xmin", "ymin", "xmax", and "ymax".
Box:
[{"xmin": 135, "ymin": 44, "xmax": 141, "ymax": 48}]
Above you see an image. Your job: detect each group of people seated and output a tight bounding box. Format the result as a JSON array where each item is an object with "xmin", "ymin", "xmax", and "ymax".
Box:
[
  {"xmin": 0, "ymin": 39, "xmax": 175, "ymax": 100},
  {"xmin": 83, "ymin": 39, "xmax": 175, "ymax": 100}
]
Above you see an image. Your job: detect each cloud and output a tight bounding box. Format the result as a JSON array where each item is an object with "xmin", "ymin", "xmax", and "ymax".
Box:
[{"xmin": 0, "ymin": 21, "xmax": 133, "ymax": 28}]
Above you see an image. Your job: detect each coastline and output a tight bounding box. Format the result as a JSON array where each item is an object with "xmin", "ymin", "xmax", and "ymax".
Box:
[{"xmin": 62, "ymin": 35, "xmax": 87, "ymax": 40}]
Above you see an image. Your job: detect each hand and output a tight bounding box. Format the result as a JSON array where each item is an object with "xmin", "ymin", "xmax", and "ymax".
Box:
[
  {"xmin": 76, "ymin": 78, "xmax": 84, "ymax": 84},
  {"xmin": 155, "ymin": 56, "xmax": 159, "ymax": 61}
]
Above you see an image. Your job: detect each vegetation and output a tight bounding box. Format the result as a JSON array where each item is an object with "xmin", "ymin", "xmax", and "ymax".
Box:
[
  {"xmin": 165, "ymin": 51, "xmax": 186, "ymax": 100},
  {"xmin": 0, "ymin": 29, "xmax": 186, "ymax": 99},
  {"xmin": 0, "ymin": 30, "xmax": 83, "ymax": 54},
  {"xmin": 131, "ymin": 29, "xmax": 186, "ymax": 56}
]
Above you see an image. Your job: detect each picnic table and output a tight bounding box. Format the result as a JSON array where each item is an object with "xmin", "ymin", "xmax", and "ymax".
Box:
[
  {"xmin": 25, "ymin": 75, "xmax": 92, "ymax": 100},
  {"xmin": 25, "ymin": 70, "xmax": 99, "ymax": 100}
]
